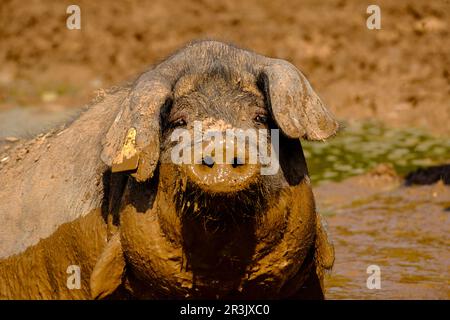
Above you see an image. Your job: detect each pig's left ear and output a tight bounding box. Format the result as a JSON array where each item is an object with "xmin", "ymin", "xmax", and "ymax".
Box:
[
  {"xmin": 258, "ymin": 59, "xmax": 339, "ymax": 140},
  {"xmin": 101, "ymin": 79, "xmax": 172, "ymax": 182}
]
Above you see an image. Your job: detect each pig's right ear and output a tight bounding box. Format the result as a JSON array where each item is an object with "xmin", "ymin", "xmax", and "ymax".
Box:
[{"xmin": 101, "ymin": 80, "xmax": 172, "ymax": 182}]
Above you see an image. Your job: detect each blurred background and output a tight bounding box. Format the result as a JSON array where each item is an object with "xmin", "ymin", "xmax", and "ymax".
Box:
[{"xmin": 0, "ymin": 0, "xmax": 448, "ymax": 299}]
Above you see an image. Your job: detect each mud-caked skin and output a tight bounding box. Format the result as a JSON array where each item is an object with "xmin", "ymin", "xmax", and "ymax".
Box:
[{"xmin": 0, "ymin": 40, "xmax": 338, "ymax": 299}]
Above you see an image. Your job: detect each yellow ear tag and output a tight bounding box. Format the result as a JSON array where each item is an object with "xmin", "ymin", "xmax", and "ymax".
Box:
[{"xmin": 111, "ymin": 128, "xmax": 140, "ymax": 173}]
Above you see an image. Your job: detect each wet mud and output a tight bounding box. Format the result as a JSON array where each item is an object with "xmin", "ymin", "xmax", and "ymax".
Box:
[{"xmin": 317, "ymin": 167, "xmax": 449, "ymax": 299}]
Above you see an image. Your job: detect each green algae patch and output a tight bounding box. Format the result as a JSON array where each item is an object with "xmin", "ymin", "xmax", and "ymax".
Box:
[{"xmin": 303, "ymin": 121, "xmax": 450, "ymax": 184}]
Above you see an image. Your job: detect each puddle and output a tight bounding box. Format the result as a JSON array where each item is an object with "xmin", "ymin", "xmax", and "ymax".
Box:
[
  {"xmin": 310, "ymin": 123, "xmax": 449, "ymax": 299},
  {"xmin": 317, "ymin": 174, "xmax": 450, "ymax": 299}
]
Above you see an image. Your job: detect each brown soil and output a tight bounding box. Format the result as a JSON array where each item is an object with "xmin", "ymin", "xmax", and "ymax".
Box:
[{"xmin": 0, "ymin": 0, "xmax": 449, "ymax": 135}]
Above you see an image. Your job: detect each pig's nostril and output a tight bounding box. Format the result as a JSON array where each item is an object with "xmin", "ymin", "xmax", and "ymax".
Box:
[
  {"xmin": 232, "ymin": 157, "xmax": 244, "ymax": 168},
  {"xmin": 202, "ymin": 156, "xmax": 215, "ymax": 168}
]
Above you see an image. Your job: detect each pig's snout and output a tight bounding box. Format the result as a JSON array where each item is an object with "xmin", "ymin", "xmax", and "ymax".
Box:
[
  {"xmin": 184, "ymin": 142, "xmax": 260, "ymax": 193},
  {"xmin": 185, "ymin": 161, "xmax": 259, "ymax": 193}
]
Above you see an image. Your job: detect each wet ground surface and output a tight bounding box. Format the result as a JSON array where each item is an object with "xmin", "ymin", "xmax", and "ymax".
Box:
[
  {"xmin": 302, "ymin": 122, "xmax": 449, "ymax": 299},
  {"xmin": 316, "ymin": 169, "xmax": 449, "ymax": 299},
  {"xmin": 301, "ymin": 123, "xmax": 450, "ymax": 299}
]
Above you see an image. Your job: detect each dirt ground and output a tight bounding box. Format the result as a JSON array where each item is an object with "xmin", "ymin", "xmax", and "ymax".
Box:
[
  {"xmin": 0, "ymin": 0, "xmax": 448, "ymax": 299},
  {"xmin": 0, "ymin": 0, "xmax": 449, "ymax": 135}
]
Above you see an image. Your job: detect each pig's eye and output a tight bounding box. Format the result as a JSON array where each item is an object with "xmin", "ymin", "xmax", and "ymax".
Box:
[
  {"xmin": 254, "ymin": 114, "xmax": 268, "ymax": 124},
  {"xmin": 169, "ymin": 117, "xmax": 187, "ymax": 128}
]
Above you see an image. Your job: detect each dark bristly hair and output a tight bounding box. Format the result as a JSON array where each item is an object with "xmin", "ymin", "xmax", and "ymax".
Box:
[{"xmin": 173, "ymin": 175, "xmax": 279, "ymax": 233}]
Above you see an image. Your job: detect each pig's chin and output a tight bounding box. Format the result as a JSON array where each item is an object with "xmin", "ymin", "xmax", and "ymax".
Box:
[{"xmin": 174, "ymin": 177, "xmax": 271, "ymax": 232}]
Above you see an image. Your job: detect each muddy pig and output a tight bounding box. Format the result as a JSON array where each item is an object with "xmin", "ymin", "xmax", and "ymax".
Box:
[{"xmin": 0, "ymin": 40, "xmax": 338, "ymax": 299}]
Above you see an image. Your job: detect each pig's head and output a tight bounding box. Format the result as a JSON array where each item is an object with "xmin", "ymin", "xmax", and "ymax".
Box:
[{"xmin": 94, "ymin": 41, "xmax": 337, "ymax": 299}]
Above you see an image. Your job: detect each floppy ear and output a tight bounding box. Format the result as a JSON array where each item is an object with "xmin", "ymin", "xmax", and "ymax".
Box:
[
  {"xmin": 259, "ymin": 59, "xmax": 339, "ymax": 140},
  {"xmin": 101, "ymin": 79, "xmax": 172, "ymax": 182}
]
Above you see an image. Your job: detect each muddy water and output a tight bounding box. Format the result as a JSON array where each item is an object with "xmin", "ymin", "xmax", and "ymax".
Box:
[
  {"xmin": 319, "ymin": 180, "xmax": 449, "ymax": 299},
  {"xmin": 307, "ymin": 123, "xmax": 449, "ymax": 299}
]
